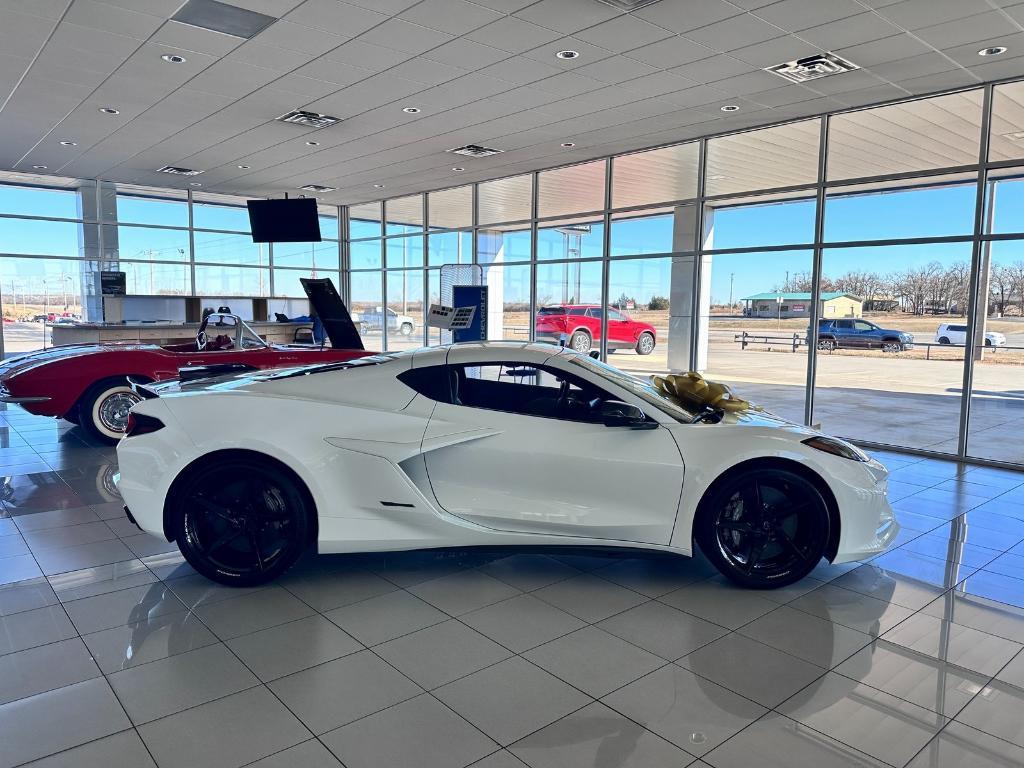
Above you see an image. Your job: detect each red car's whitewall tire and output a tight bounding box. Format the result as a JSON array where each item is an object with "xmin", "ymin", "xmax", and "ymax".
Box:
[{"xmin": 79, "ymin": 379, "xmax": 141, "ymax": 443}]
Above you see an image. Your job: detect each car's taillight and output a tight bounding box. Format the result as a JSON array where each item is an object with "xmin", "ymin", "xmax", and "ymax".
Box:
[{"xmin": 125, "ymin": 412, "xmax": 164, "ymax": 438}]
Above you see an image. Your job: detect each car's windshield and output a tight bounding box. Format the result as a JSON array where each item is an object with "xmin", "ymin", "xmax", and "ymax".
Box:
[
  {"xmin": 238, "ymin": 318, "xmax": 267, "ymax": 349},
  {"xmin": 566, "ymin": 354, "xmax": 694, "ymax": 422}
]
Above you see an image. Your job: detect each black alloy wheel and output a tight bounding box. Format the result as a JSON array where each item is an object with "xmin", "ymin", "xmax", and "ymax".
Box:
[
  {"xmin": 697, "ymin": 468, "xmax": 829, "ymax": 588},
  {"xmin": 171, "ymin": 460, "xmax": 310, "ymax": 586}
]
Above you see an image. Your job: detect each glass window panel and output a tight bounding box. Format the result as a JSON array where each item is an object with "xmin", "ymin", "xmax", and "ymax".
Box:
[
  {"xmin": 612, "ymin": 143, "xmax": 698, "ymax": 208},
  {"xmin": 273, "ymin": 268, "xmax": 340, "ymax": 298},
  {"xmin": 814, "ymin": 242, "xmax": 972, "ymax": 451},
  {"xmin": 385, "ymin": 235, "xmax": 424, "ymax": 268},
  {"xmin": 349, "ymin": 202, "xmax": 382, "ymax": 239},
  {"xmin": 351, "ymin": 271, "xmax": 384, "ymax": 346},
  {"xmin": 192, "ymin": 201, "xmax": 251, "ymax": 232},
  {"xmin": 827, "ymin": 90, "xmax": 983, "ymax": 181},
  {"xmin": 115, "ymin": 194, "xmax": 188, "ymax": 227},
  {"xmin": 535, "ymin": 261, "xmax": 604, "ymax": 349},
  {"xmin": 318, "ymin": 213, "xmax": 339, "ymax": 240},
  {"xmin": 194, "ymin": 231, "xmax": 269, "ymax": 266},
  {"xmin": 988, "ymin": 81, "xmax": 1024, "ymax": 162},
  {"xmin": 428, "ymin": 231, "xmax": 472, "ymax": 266},
  {"xmin": 484, "ymin": 263, "xmax": 531, "ymax": 342},
  {"xmin": 706, "ymin": 120, "xmax": 820, "ymax": 197},
  {"xmin": 537, "ymin": 217, "xmax": 604, "ymax": 261},
  {"xmin": 108, "ymin": 225, "xmax": 189, "ymax": 261},
  {"xmin": 0, "ymin": 184, "xmax": 80, "ymax": 219},
  {"xmin": 118, "ymin": 261, "xmax": 191, "ymax": 296},
  {"xmin": 985, "ymin": 170, "xmax": 1024, "ymax": 235},
  {"xmin": 386, "ymin": 269, "xmax": 423, "ymax": 351},
  {"xmin": 967, "ymin": 241, "xmax": 1024, "ymax": 463},
  {"xmin": 825, "ymin": 174, "xmax": 976, "ymax": 243},
  {"xmin": 428, "ymin": 185, "xmax": 472, "ymax": 230},
  {"xmin": 611, "ymin": 206, "xmax": 695, "ymax": 257},
  {"xmin": 704, "ymin": 193, "xmax": 816, "ymax": 250},
  {"xmin": 0, "ymin": 217, "xmax": 81, "ymax": 256},
  {"xmin": 194, "ymin": 265, "xmax": 269, "ymax": 296},
  {"xmin": 0, "ymin": 257, "xmax": 88, "ymax": 353},
  {"xmin": 477, "ymin": 226, "xmax": 531, "ymax": 265},
  {"xmin": 385, "ymin": 195, "xmax": 423, "ymax": 235},
  {"xmin": 703, "ymin": 250, "xmax": 813, "ymax": 424},
  {"xmin": 478, "ymin": 174, "xmax": 532, "ymax": 225},
  {"xmin": 428, "ymin": 268, "xmax": 441, "ymax": 346},
  {"xmin": 273, "ymin": 240, "xmax": 338, "ymax": 269},
  {"xmin": 607, "ymin": 257, "xmax": 671, "ymax": 372},
  {"xmin": 351, "ymin": 239, "xmax": 382, "ymax": 270},
  {"xmin": 538, "ymin": 160, "xmax": 606, "ymax": 218}
]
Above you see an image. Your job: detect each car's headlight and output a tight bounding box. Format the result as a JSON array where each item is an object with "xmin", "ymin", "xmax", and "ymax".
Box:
[{"xmin": 802, "ymin": 435, "xmax": 869, "ymax": 462}]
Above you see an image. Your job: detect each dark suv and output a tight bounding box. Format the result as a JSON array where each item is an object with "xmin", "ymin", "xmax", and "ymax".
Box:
[{"xmin": 816, "ymin": 318, "xmax": 914, "ymax": 352}]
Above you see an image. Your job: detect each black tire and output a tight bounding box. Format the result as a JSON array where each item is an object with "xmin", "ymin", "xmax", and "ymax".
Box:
[
  {"xmin": 78, "ymin": 378, "xmax": 141, "ymax": 444},
  {"xmin": 569, "ymin": 330, "xmax": 592, "ymax": 354},
  {"xmin": 985, "ymin": 338, "xmax": 993, "ymax": 347},
  {"xmin": 400, "ymin": 322, "xmax": 414, "ymax": 336},
  {"xmin": 938, "ymin": 336, "xmax": 950, "ymax": 345},
  {"xmin": 170, "ymin": 458, "xmax": 312, "ymax": 586},
  {"xmin": 695, "ymin": 467, "xmax": 830, "ymax": 589},
  {"xmin": 635, "ymin": 332, "xmax": 655, "ymax": 355},
  {"xmin": 817, "ymin": 338, "xmax": 836, "ymax": 352},
  {"xmin": 881, "ymin": 340, "xmax": 903, "ymax": 353}
]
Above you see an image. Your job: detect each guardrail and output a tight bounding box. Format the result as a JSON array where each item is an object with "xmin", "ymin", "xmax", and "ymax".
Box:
[{"xmin": 733, "ymin": 332, "xmax": 1022, "ymax": 359}]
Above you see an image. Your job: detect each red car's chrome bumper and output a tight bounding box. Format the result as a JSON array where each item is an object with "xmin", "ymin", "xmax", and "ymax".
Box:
[{"xmin": 0, "ymin": 384, "xmax": 50, "ymax": 404}]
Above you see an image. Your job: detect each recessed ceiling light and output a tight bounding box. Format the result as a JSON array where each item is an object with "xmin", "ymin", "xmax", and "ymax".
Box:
[
  {"xmin": 402, "ymin": 106, "xmax": 421, "ymax": 114},
  {"xmin": 452, "ymin": 166, "xmax": 465, "ymax": 172},
  {"xmin": 556, "ymin": 50, "xmax": 579, "ymax": 60},
  {"xmin": 305, "ymin": 140, "xmax": 319, "ymax": 146},
  {"xmin": 189, "ymin": 182, "xmax": 202, "ymax": 186},
  {"xmin": 59, "ymin": 140, "xmax": 77, "ymax": 146},
  {"xmin": 237, "ymin": 164, "xmax": 250, "ymax": 169},
  {"xmin": 32, "ymin": 165, "xmax": 47, "ymax": 170},
  {"xmin": 979, "ymin": 46, "xmax": 1007, "ymax": 56},
  {"xmin": 720, "ymin": 104, "xmax": 739, "ymax": 112},
  {"xmin": 98, "ymin": 107, "xmax": 120, "ymax": 115},
  {"xmin": 374, "ymin": 183, "xmax": 385, "ymax": 188},
  {"xmin": 561, "ymin": 142, "xmax": 575, "ymax": 148},
  {"xmin": 161, "ymin": 54, "xmax": 187, "ymax": 63}
]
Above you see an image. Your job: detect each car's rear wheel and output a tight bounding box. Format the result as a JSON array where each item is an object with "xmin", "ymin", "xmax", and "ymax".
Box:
[
  {"xmin": 938, "ymin": 336, "xmax": 950, "ymax": 345},
  {"xmin": 170, "ymin": 458, "xmax": 311, "ymax": 586},
  {"xmin": 817, "ymin": 338, "xmax": 836, "ymax": 352},
  {"xmin": 635, "ymin": 332, "xmax": 655, "ymax": 355},
  {"xmin": 696, "ymin": 467, "xmax": 829, "ymax": 589},
  {"xmin": 78, "ymin": 379, "xmax": 141, "ymax": 443},
  {"xmin": 569, "ymin": 330, "xmax": 592, "ymax": 353}
]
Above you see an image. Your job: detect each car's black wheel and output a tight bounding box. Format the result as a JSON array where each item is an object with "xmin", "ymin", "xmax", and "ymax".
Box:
[
  {"xmin": 881, "ymin": 340, "xmax": 903, "ymax": 353},
  {"xmin": 78, "ymin": 378, "xmax": 141, "ymax": 443},
  {"xmin": 938, "ymin": 336, "xmax": 950, "ymax": 345},
  {"xmin": 817, "ymin": 338, "xmax": 836, "ymax": 352},
  {"xmin": 635, "ymin": 332, "xmax": 655, "ymax": 355},
  {"xmin": 170, "ymin": 458, "xmax": 312, "ymax": 586},
  {"xmin": 569, "ymin": 330, "xmax": 592, "ymax": 353},
  {"xmin": 400, "ymin": 322, "xmax": 414, "ymax": 336},
  {"xmin": 985, "ymin": 338, "xmax": 993, "ymax": 347},
  {"xmin": 696, "ymin": 467, "xmax": 830, "ymax": 589}
]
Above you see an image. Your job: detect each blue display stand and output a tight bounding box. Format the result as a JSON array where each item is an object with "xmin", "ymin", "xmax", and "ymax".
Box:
[{"xmin": 452, "ymin": 285, "xmax": 488, "ymax": 343}]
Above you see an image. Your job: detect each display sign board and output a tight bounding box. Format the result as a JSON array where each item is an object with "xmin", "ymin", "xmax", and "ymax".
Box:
[
  {"xmin": 452, "ymin": 286, "xmax": 488, "ymax": 343},
  {"xmin": 100, "ymin": 270, "xmax": 126, "ymax": 296}
]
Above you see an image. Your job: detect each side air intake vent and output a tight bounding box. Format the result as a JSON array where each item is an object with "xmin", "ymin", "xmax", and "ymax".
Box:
[
  {"xmin": 767, "ymin": 53, "xmax": 859, "ymax": 84},
  {"xmin": 299, "ymin": 184, "xmax": 336, "ymax": 193},
  {"xmin": 448, "ymin": 144, "xmax": 504, "ymax": 158},
  {"xmin": 594, "ymin": 0, "xmax": 664, "ymax": 9},
  {"xmin": 276, "ymin": 110, "xmax": 341, "ymax": 129},
  {"xmin": 156, "ymin": 165, "xmax": 204, "ymax": 176}
]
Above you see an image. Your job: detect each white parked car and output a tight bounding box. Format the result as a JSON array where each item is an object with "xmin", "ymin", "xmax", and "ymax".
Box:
[
  {"xmin": 116, "ymin": 343, "xmax": 898, "ymax": 589},
  {"xmin": 353, "ymin": 306, "xmax": 416, "ymax": 336},
  {"xmin": 935, "ymin": 323, "xmax": 1006, "ymax": 347}
]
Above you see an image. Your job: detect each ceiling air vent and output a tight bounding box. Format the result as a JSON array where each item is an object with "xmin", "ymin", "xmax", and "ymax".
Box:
[
  {"xmin": 767, "ymin": 53, "xmax": 859, "ymax": 84},
  {"xmin": 276, "ymin": 110, "xmax": 341, "ymax": 129},
  {"xmin": 299, "ymin": 184, "xmax": 336, "ymax": 193},
  {"xmin": 156, "ymin": 165, "xmax": 204, "ymax": 176},
  {"xmin": 448, "ymin": 144, "xmax": 504, "ymax": 158},
  {"xmin": 594, "ymin": 0, "xmax": 664, "ymax": 9}
]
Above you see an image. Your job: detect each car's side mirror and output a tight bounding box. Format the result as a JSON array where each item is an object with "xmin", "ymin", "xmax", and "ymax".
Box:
[{"xmin": 598, "ymin": 400, "xmax": 657, "ymax": 429}]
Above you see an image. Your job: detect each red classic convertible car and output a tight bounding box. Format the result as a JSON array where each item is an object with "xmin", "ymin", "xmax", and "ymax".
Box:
[{"xmin": 0, "ymin": 308, "xmax": 371, "ymax": 442}]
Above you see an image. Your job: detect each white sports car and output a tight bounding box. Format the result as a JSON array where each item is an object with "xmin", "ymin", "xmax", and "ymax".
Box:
[{"xmin": 115, "ymin": 342, "xmax": 898, "ymax": 589}]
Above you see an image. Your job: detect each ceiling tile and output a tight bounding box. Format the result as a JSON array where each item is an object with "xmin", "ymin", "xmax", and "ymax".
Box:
[
  {"xmin": 796, "ymin": 12, "xmax": 903, "ymax": 51},
  {"xmin": 386, "ymin": 56, "xmax": 469, "ymax": 86},
  {"xmin": 574, "ymin": 55, "xmax": 658, "ymax": 84},
  {"xmin": 618, "ymin": 70, "xmax": 696, "ymax": 98},
  {"xmin": 323, "ymin": 39, "xmax": 413, "ymax": 70},
  {"xmin": 686, "ymin": 13, "xmax": 786, "ymax": 52},
  {"xmin": 914, "ymin": 10, "xmax": 1015, "ymax": 50},
  {"xmin": 64, "ymin": 0, "xmax": 164, "ymax": 38},
  {"xmin": 673, "ymin": 54, "xmax": 759, "ymax": 84},
  {"xmin": 533, "ymin": 70, "xmax": 610, "ymax": 97},
  {"xmin": 624, "ymin": 35, "xmax": 715, "ymax": 68},
  {"xmin": 284, "ymin": 0, "xmax": 388, "ymax": 35},
  {"xmin": 152, "ymin": 20, "xmax": 243, "ymax": 56},
  {"xmin": 754, "ymin": 0, "xmax": 864, "ymax": 33},
  {"xmin": 477, "ymin": 56, "xmax": 563, "ymax": 86},
  {"xmin": 224, "ymin": 40, "xmax": 317, "ymax": 71},
  {"xmin": 730, "ymin": 34, "xmax": 821, "ymax": 67},
  {"xmin": 633, "ymin": 0, "xmax": 741, "ymax": 34},
  {"xmin": 899, "ymin": 69, "xmax": 981, "ymax": 94},
  {"xmin": 189, "ymin": 60, "xmax": 281, "ymax": 97},
  {"xmin": 876, "ymin": 0, "xmax": 993, "ymax": 31},
  {"xmin": 269, "ymin": 73, "xmax": 343, "ymax": 99},
  {"xmin": 869, "ymin": 51, "xmax": 961, "ymax": 83},
  {"xmin": 399, "ymin": 0, "xmax": 503, "ymax": 35},
  {"xmin": 712, "ymin": 68, "xmax": 790, "ymax": 96},
  {"xmin": 942, "ymin": 32, "xmax": 1024, "ymax": 67},
  {"xmin": 574, "ymin": 15, "xmax": 674, "ymax": 54},
  {"xmin": 521, "ymin": 36, "xmax": 616, "ymax": 69},
  {"xmin": 465, "ymin": 16, "xmax": 562, "ymax": 53},
  {"xmin": 514, "ymin": 0, "xmax": 621, "ymax": 35},
  {"xmin": 293, "ymin": 57, "xmax": 375, "ymax": 85},
  {"xmin": 356, "ymin": 18, "xmax": 454, "ymax": 55},
  {"xmin": 252, "ymin": 19, "xmax": 347, "ymax": 54},
  {"xmin": 834, "ymin": 33, "xmax": 934, "ymax": 67},
  {"xmin": 421, "ymin": 36, "xmax": 509, "ymax": 68}
]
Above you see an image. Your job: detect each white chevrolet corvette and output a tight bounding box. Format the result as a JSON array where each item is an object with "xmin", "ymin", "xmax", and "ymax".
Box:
[{"xmin": 115, "ymin": 342, "xmax": 898, "ymax": 589}]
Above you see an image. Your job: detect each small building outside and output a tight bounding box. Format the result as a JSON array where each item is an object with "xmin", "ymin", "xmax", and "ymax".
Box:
[{"xmin": 742, "ymin": 291, "xmax": 863, "ymax": 319}]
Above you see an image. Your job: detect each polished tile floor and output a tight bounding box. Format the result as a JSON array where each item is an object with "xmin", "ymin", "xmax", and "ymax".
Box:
[{"xmin": 2, "ymin": 406, "xmax": 1024, "ymax": 768}]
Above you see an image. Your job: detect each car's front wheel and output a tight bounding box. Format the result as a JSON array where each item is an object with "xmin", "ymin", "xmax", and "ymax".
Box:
[
  {"xmin": 938, "ymin": 336, "xmax": 950, "ymax": 345},
  {"xmin": 635, "ymin": 332, "xmax": 655, "ymax": 355},
  {"xmin": 881, "ymin": 340, "xmax": 903, "ymax": 353},
  {"xmin": 695, "ymin": 467, "xmax": 830, "ymax": 589},
  {"xmin": 78, "ymin": 378, "xmax": 142, "ymax": 443},
  {"xmin": 400, "ymin": 322, "xmax": 414, "ymax": 336},
  {"xmin": 170, "ymin": 458, "xmax": 312, "ymax": 586}
]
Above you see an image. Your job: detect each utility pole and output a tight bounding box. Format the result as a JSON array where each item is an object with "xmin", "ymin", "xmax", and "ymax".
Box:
[{"xmin": 729, "ymin": 272, "xmax": 734, "ymax": 307}]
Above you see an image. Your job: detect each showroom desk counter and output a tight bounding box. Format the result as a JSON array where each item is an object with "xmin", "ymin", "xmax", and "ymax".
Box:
[{"xmin": 49, "ymin": 320, "xmax": 312, "ymax": 346}]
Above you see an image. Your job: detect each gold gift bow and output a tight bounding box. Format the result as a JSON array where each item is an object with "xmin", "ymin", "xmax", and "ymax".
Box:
[{"xmin": 650, "ymin": 371, "xmax": 762, "ymax": 413}]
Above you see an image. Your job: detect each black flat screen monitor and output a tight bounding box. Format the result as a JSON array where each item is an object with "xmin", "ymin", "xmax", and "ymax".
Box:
[{"xmin": 247, "ymin": 198, "xmax": 321, "ymax": 243}]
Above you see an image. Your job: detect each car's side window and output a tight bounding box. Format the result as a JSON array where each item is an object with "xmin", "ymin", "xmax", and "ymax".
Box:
[
  {"xmin": 447, "ymin": 362, "xmax": 616, "ymax": 423},
  {"xmin": 854, "ymin": 320, "xmax": 874, "ymax": 332},
  {"xmin": 608, "ymin": 309, "xmax": 626, "ymax": 321}
]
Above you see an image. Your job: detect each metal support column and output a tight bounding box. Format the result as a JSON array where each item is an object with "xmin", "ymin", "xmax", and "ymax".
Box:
[{"xmin": 805, "ymin": 116, "xmax": 830, "ymax": 427}]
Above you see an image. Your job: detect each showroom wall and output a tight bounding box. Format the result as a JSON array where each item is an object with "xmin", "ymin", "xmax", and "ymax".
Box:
[{"xmin": 3, "ymin": 79, "xmax": 1024, "ymax": 467}]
